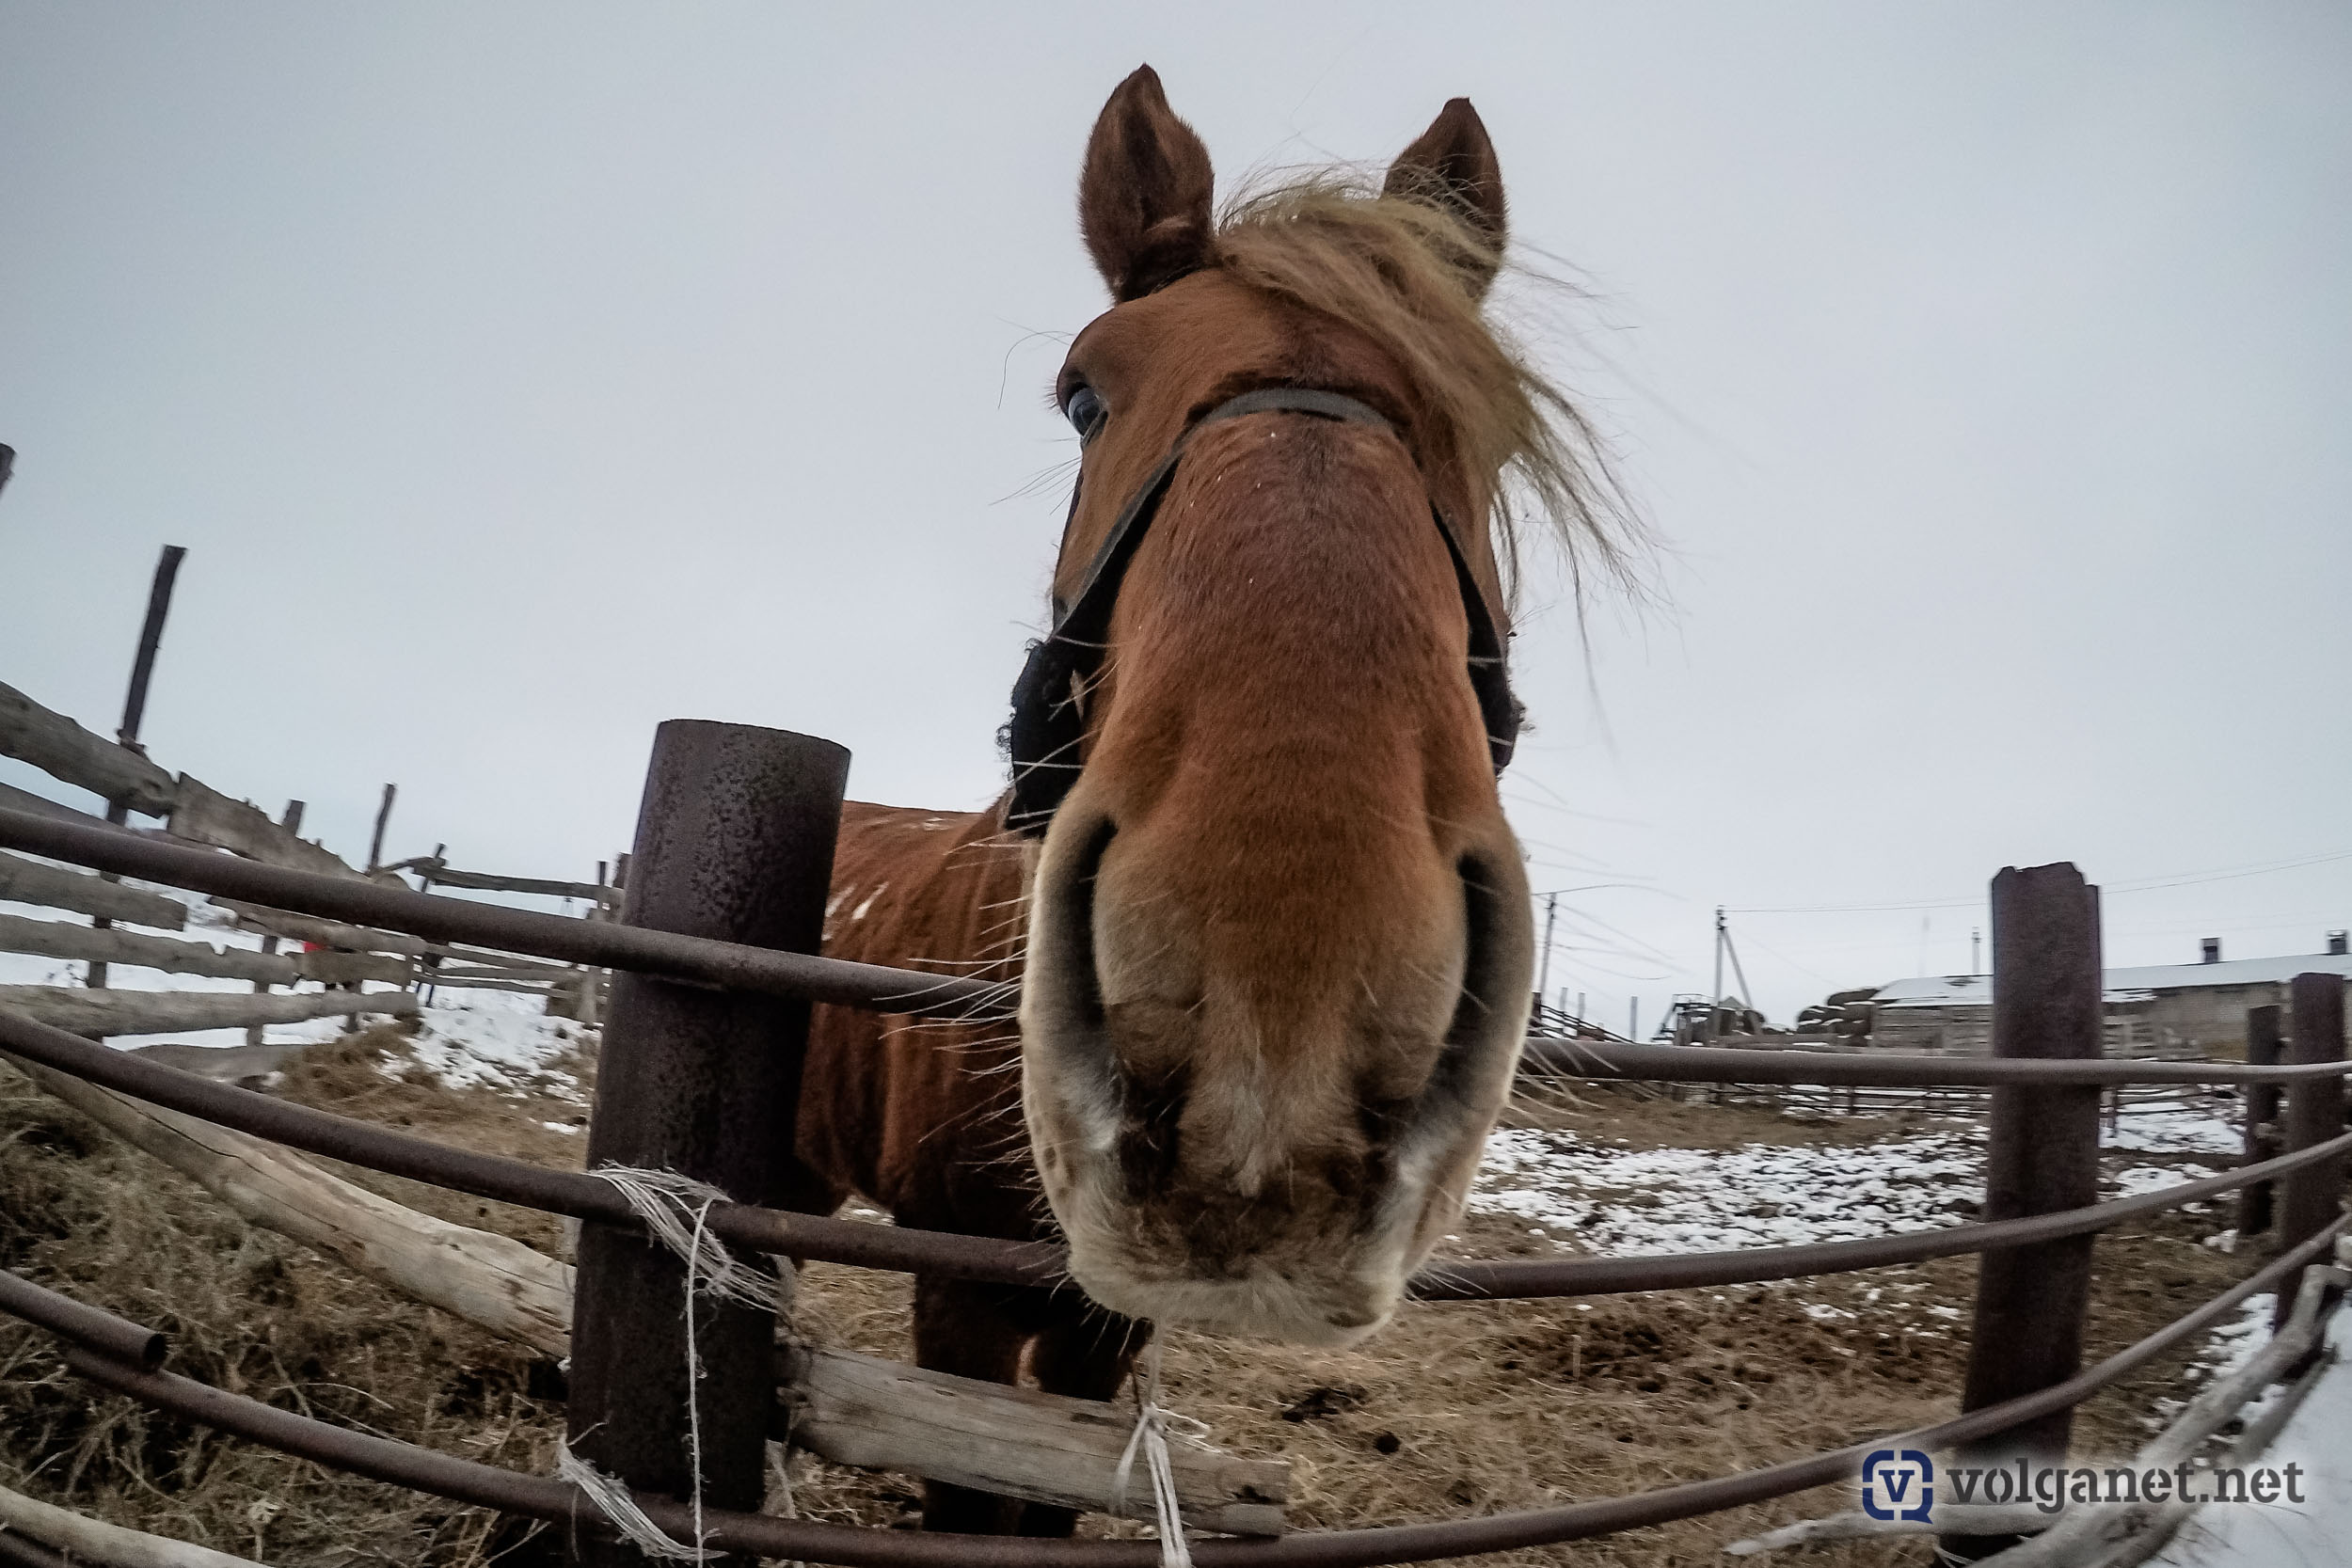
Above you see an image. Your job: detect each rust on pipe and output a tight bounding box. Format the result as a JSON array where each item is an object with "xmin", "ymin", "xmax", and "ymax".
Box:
[
  {"xmin": 0, "ymin": 808, "xmax": 999, "ymax": 1021},
  {"xmin": 0, "ymin": 1266, "xmax": 166, "ymax": 1368},
  {"xmin": 36, "ymin": 1220, "xmax": 2343, "ymax": 1567},
  {"xmin": 567, "ymin": 723, "xmax": 848, "ymax": 1563},
  {"xmin": 6, "ymin": 1005, "xmax": 2345, "ymax": 1305}
]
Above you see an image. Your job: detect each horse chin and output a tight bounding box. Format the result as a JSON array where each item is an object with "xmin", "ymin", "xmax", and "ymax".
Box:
[
  {"xmin": 1027, "ymin": 1077, "xmax": 1468, "ymax": 1346},
  {"xmin": 1058, "ymin": 1251, "xmax": 1406, "ymax": 1349}
]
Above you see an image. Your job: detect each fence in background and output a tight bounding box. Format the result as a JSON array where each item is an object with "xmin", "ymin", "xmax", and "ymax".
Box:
[
  {"xmin": 0, "ymin": 716, "xmax": 2347, "ymax": 1566},
  {"xmin": 0, "ymin": 678, "xmax": 623, "ymax": 1046}
]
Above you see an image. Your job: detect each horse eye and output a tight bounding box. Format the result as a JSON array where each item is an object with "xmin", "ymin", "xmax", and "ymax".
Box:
[{"xmin": 1064, "ymin": 384, "xmax": 1106, "ymax": 442}]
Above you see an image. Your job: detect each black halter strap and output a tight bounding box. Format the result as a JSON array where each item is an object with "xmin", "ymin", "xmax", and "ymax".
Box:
[{"xmin": 1005, "ymin": 387, "xmax": 1522, "ymax": 836}]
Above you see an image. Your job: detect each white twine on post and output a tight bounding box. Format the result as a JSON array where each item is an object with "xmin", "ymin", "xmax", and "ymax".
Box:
[
  {"xmin": 558, "ymin": 1164, "xmax": 787, "ymax": 1563},
  {"xmin": 1112, "ymin": 1339, "xmax": 1205, "ymax": 1568},
  {"xmin": 557, "ymin": 1447, "xmax": 718, "ymax": 1563}
]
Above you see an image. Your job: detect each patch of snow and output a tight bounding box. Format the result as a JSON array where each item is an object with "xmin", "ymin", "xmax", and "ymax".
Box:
[
  {"xmin": 2109, "ymin": 1164, "xmax": 2217, "ymax": 1199},
  {"xmin": 2146, "ymin": 1303, "xmax": 2352, "ymax": 1565},
  {"xmin": 1470, "ymin": 1125, "xmax": 1983, "ymax": 1253},
  {"xmin": 2106, "ymin": 1104, "xmax": 2243, "ymax": 1157},
  {"xmin": 402, "ymin": 990, "xmax": 588, "ymax": 1100}
]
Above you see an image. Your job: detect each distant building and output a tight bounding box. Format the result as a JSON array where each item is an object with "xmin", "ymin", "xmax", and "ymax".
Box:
[{"xmin": 1869, "ymin": 933, "xmax": 2352, "ymax": 1058}]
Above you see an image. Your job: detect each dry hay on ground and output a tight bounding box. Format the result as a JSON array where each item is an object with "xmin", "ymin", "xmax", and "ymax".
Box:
[{"xmin": 0, "ymin": 1035, "xmax": 2271, "ymax": 1566}]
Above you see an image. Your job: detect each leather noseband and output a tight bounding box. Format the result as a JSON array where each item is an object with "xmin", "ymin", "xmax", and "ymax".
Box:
[{"xmin": 1005, "ymin": 386, "xmax": 1522, "ymax": 836}]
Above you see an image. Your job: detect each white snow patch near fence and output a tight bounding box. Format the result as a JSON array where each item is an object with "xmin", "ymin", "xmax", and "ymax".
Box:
[
  {"xmin": 2147, "ymin": 1307, "xmax": 2352, "ymax": 1565},
  {"xmin": 402, "ymin": 990, "xmax": 589, "ymax": 1103},
  {"xmin": 1470, "ymin": 1127, "xmax": 1986, "ymax": 1253}
]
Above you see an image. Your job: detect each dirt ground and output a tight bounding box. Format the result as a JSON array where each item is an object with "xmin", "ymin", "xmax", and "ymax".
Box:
[{"xmin": 0, "ymin": 1029, "xmax": 2275, "ymax": 1566}]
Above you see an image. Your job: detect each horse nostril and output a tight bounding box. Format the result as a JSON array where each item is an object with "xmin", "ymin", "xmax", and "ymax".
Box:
[
  {"xmin": 1419, "ymin": 853, "xmax": 1508, "ymax": 1119},
  {"xmin": 1039, "ymin": 817, "xmax": 1116, "ymax": 1033}
]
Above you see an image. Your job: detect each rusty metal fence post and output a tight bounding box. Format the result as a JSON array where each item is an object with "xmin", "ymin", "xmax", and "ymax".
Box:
[
  {"xmin": 2236, "ymin": 1004, "xmax": 2284, "ymax": 1239},
  {"xmin": 564, "ymin": 721, "xmax": 848, "ymax": 1565},
  {"xmin": 1947, "ymin": 863, "xmax": 2104, "ymax": 1560},
  {"xmin": 2273, "ymin": 972, "xmax": 2346, "ymax": 1345}
]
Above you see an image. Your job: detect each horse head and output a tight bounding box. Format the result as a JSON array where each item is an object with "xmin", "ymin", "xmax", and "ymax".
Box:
[{"xmin": 1016, "ymin": 67, "xmax": 1613, "ymax": 1346}]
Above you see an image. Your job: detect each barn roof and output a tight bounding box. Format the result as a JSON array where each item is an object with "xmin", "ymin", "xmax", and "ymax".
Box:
[{"xmin": 1872, "ymin": 952, "xmax": 2352, "ymax": 1009}]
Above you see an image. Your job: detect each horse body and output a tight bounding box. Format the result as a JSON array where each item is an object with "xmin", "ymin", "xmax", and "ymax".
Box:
[
  {"xmin": 780, "ymin": 65, "xmax": 1629, "ymax": 1535},
  {"xmin": 800, "ymin": 800, "xmax": 1132, "ymax": 1535}
]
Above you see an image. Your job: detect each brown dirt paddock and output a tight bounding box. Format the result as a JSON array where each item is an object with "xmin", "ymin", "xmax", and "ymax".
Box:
[{"xmin": 0, "ymin": 1028, "xmax": 2270, "ymax": 1566}]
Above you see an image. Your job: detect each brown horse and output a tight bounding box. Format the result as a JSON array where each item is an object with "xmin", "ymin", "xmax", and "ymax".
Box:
[{"xmin": 790, "ymin": 67, "xmax": 1627, "ymax": 1534}]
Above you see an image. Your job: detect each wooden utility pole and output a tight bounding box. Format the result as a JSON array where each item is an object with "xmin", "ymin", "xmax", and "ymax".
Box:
[
  {"xmin": 87, "ymin": 545, "xmax": 185, "ymax": 990},
  {"xmin": 1709, "ymin": 908, "xmax": 1726, "ymax": 1042},
  {"xmin": 1535, "ymin": 893, "xmax": 1558, "ymax": 1020}
]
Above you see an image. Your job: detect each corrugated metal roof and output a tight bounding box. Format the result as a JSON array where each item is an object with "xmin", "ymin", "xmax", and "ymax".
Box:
[{"xmin": 1874, "ymin": 953, "xmax": 2352, "ymax": 1008}]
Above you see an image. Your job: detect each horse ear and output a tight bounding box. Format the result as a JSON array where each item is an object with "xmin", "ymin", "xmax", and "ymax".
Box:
[
  {"xmin": 1079, "ymin": 66, "xmax": 1216, "ymax": 303},
  {"xmin": 1384, "ymin": 98, "xmax": 1507, "ymax": 297}
]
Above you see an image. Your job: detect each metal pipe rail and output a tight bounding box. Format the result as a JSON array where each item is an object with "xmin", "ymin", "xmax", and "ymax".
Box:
[
  {"xmin": 10, "ymin": 805, "xmax": 2348, "ymax": 1091},
  {"xmin": 0, "ymin": 1007, "xmax": 1063, "ymax": 1289},
  {"xmin": 8, "ymin": 1005, "xmax": 2340, "ymax": 1302},
  {"xmin": 11, "ymin": 1219, "xmax": 2340, "ymax": 1567},
  {"xmin": 0, "ymin": 1267, "xmax": 164, "ymax": 1369},
  {"xmin": 1524, "ymin": 1037, "xmax": 2352, "ymax": 1087},
  {"xmin": 0, "ymin": 807, "xmax": 1001, "ymax": 1021}
]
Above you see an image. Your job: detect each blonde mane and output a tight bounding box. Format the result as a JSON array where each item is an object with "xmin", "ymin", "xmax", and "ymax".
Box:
[{"xmin": 1212, "ymin": 174, "xmax": 1642, "ymax": 600}]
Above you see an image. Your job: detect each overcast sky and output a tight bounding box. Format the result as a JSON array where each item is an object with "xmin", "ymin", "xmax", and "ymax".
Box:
[{"xmin": 4, "ymin": 3, "xmax": 2346, "ymax": 1030}]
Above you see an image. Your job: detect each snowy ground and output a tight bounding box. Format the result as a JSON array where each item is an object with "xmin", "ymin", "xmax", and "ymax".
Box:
[
  {"xmin": 1466, "ymin": 1100, "xmax": 2242, "ymax": 1259},
  {"xmin": 1465, "ymin": 1098, "xmax": 2254, "ymax": 1398},
  {"xmin": 2, "ymin": 862, "xmax": 591, "ymax": 1114},
  {"xmin": 0, "ymin": 876, "xmax": 410, "ymax": 1052},
  {"xmin": 2149, "ymin": 1307, "xmax": 2352, "ymax": 1567}
]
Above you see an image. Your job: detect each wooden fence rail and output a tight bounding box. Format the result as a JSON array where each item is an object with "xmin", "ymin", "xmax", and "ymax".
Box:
[
  {"xmin": 0, "ymin": 680, "xmax": 360, "ymax": 879},
  {"xmin": 0, "ymin": 850, "xmax": 187, "ymax": 929},
  {"xmin": 0, "ymin": 985, "xmax": 416, "ymax": 1037}
]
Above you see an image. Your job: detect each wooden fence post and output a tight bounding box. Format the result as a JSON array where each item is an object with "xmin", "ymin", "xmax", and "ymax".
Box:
[
  {"xmin": 2236, "ymin": 1004, "xmax": 2284, "ymax": 1238},
  {"xmin": 563, "ymin": 721, "xmax": 847, "ymax": 1565},
  {"xmin": 2273, "ymin": 973, "xmax": 2346, "ymax": 1348},
  {"xmin": 365, "ymin": 784, "xmax": 397, "ymax": 874},
  {"xmin": 87, "ymin": 544, "xmax": 185, "ymax": 990},
  {"xmin": 245, "ymin": 800, "xmax": 305, "ymax": 1047},
  {"xmin": 1947, "ymin": 863, "xmax": 2104, "ymax": 1560}
]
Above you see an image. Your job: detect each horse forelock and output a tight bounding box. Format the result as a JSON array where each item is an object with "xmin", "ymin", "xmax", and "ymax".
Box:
[{"xmin": 1207, "ymin": 175, "xmax": 1642, "ymax": 603}]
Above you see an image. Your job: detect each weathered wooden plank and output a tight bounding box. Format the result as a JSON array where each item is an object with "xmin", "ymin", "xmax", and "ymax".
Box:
[
  {"xmin": 787, "ymin": 1347, "xmax": 1289, "ymax": 1534},
  {"xmin": 0, "ymin": 681, "xmax": 178, "ymax": 816},
  {"xmin": 430, "ymin": 961, "xmax": 573, "ymax": 983},
  {"xmin": 294, "ymin": 949, "xmax": 413, "ymax": 986},
  {"xmin": 0, "ymin": 1475, "xmax": 265, "ymax": 1568},
  {"xmin": 0, "ymin": 779, "xmax": 103, "ymax": 825},
  {"xmin": 0, "ymin": 849, "xmax": 187, "ymax": 929},
  {"xmin": 4, "ymin": 1052, "xmax": 575, "ymax": 1370},
  {"xmin": 0, "ymin": 984, "xmax": 416, "ymax": 1036},
  {"xmin": 168, "ymin": 776, "xmax": 357, "ymax": 879},
  {"xmin": 416, "ymin": 862, "xmax": 622, "ymax": 905},
  {"xmin": 215, "ymin": 899, "xmax": 435, "ymax": 957},
  {"xmin": 0, "ymin": 1048, "xmax": 1289, "ymax": 1533},
  {"xmin": 0, "ymin": 911, "xmax": 296, "ymax": 983},
  {"xmin": 416, "ymin": 974, "xmax": 553, "ymax": 995}
]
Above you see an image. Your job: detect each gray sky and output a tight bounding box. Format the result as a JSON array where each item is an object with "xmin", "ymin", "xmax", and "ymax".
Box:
[{"xmin": 4, "ymin": 2, "xmax": 2346, "ymax": 1029}]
